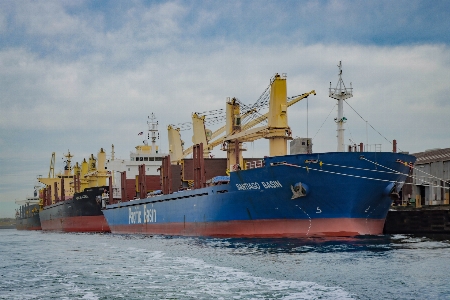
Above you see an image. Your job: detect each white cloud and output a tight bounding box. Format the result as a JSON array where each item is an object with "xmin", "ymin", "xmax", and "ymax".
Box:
[{"xmin": 1, "ymin": 43, "xmax": 449, "ymax": 150}]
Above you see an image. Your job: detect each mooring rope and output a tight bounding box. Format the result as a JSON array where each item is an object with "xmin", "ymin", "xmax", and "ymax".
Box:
[
  {"xmin": 277, "ymin": 161, "xmax": 450, "ymax": 190},
  {"xmin": 279, "ymin": 162, "xmax": 402, "ymax": 184},
  {"xmin": 409, "ymin": 163, "xmax": 450, "ymax": 185},
  {"xmin": 321, "ymin": 161, "xmax": 403, "ymax": 176},
  {"xmin": 361, "ymin": 157, "xmax": 450, "ymax": 189}
]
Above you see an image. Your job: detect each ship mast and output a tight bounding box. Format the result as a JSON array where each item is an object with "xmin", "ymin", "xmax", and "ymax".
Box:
[
  {"xmin": 147, "ymin": 113, "xmax": 159, "ymax": 154},
  {"xmin": 63, "ymin": 151, "xmax": 73, "ymax": 176},
  {"xmin": 329, "ymin": 61, "xmax": 353, "ymax": 152}
]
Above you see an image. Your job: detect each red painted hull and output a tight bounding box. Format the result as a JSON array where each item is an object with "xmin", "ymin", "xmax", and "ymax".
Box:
[
  {"xmin": 109, "ymin": 218, "xmax": 385, "ymax": 237},
  {"xmin": 41, "ymin": 215, "xmax": 110, "ymax": 233},
  {"xmin": 16, "ymin": 226, "xmax": 41, "ymax": 231}
]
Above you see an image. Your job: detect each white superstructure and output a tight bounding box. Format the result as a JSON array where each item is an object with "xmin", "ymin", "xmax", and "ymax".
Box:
[{"xmin": 106, "ymin": 114, "xmax": 167, "ymax": 198}]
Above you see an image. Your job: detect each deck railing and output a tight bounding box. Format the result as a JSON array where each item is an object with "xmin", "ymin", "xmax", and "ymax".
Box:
[{"xmin": 246, "ymin": 160, "xmax": 264, "ymax": 170}]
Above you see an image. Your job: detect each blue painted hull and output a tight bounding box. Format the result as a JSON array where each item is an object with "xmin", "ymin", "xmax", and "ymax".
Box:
[{"xmin": 103, "ymin": 152, "xmax": 415, "ymax": 237}]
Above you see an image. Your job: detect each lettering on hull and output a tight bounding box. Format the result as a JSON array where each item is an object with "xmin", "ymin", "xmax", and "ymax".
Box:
[
  {"xmin": 129, "ymin": 205, "xmax": 157, "ymax": 224},
  {"xmin": 236, "ymin": 180, "xmax": 282, "ymax": 191}
]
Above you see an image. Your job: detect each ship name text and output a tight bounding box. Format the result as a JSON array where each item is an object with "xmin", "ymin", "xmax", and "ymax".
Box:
[
  {"xmin": 236, "ymin": 180, "xmax": 282, "ymax": 191},
  {"xmin": 128, "ymin": 205, "xmax": 156, "ymax": 224}
]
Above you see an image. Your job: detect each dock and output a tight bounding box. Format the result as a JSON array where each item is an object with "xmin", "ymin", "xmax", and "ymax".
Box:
[{"xmin": 384, "ymin": 205, "xmax": 450, "ymax": 234}]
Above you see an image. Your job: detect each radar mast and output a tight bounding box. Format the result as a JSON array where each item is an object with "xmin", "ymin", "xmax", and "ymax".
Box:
[
  {"xmin": 147, "ymin": 113, "xmax": 159, "ymax": 154},
  {"xmin": 329, "ymin": 61, "xmax": 353, "ymax": 152}
]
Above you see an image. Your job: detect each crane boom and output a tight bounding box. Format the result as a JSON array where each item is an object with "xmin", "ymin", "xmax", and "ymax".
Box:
[
  {"xmin": 48, "ymin": 152, "xmax": 55, "ymax": 178},
  {"xmin": 208, "ymin": 90, "xmax": 316, "ymax": 148},
  {"xmin": 240, "ymin": 90, "xmax": 316, "ymax": 132},
  {"xmin": 168, "ymin": 87, "xmax": 316, "ymax": 162}
]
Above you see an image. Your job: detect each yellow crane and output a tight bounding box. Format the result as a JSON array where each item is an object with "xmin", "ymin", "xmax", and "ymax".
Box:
[
  {"xmin": 168, "ymin": 75, "xmax": 315, "ymax": 165},
  {"xmin": 208, "ymin": 89, "xmax": 316, "ymax": 151}
]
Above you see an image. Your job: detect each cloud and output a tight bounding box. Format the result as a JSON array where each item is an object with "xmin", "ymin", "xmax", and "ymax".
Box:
[
  {"xmin": 3, "ymin": 1, "xmax": 450, "ymax": 59},
  {"xmin": 1, "ymin": 42, "xmax": 449, "ymax": 150}
]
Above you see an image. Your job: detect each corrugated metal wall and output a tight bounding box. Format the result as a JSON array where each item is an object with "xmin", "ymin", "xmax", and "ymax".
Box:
[{"xmin": 411, "ymin": 149, "xmax": 450, "ymax": 205}]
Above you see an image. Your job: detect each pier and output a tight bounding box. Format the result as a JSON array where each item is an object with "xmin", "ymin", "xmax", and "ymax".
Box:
[{"xmin": 384, "ymin": 205, "xmax": 450, "ymax": 234}]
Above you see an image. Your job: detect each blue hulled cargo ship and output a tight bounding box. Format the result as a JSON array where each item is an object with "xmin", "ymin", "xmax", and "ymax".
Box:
[
  {"xmin": 102, "ymin": 63, "xmax": 416, "ymax": 237},
  {"xmin": 103, "ymin": 152, "xmax": 413, "ymax": 237}
]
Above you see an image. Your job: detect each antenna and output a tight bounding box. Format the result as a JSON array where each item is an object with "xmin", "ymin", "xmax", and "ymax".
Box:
[{"xmin": 329, "ymin": 61, "xmax": 353, "ymax": 152}]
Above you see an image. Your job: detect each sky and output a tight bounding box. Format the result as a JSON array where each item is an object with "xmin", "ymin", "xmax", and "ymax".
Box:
[{"xmin": 1, "ymin": 0, "xmax": 449, "ymax": 218}]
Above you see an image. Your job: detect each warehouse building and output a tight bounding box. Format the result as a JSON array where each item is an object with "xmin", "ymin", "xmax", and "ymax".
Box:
[{"xmin": 405, "ymin": 148, "xmax": 450, "ymax": 206}]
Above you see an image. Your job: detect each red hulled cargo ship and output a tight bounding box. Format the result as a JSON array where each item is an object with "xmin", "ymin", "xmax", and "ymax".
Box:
[
  {"xmin": 39, "ymin": 186, "xmax": 109, "ymax": 232},
  {"xmin": 38, "ymin": 150, "xmax": 110, "ymax": 232}
]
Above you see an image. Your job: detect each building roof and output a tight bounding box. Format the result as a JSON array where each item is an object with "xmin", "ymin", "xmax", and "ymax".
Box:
[{"xmin": 413, "ymin": 148, "xmax": 450, "ymax": 165}]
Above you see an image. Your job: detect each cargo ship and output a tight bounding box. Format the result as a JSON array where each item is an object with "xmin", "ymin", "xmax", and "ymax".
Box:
[
  {"xmin": 37, "ymin": 150, "xmax": 110, "ymax": 232},
  {"xmin": 102, "ymin": 64, "xmax": 416, "ymax": 237},
  {"xmin": 15, "ymin": 189, "xmax": 41, "ymax": 230}
]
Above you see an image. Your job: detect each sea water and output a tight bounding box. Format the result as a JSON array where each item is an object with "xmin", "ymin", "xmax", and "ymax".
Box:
[{"xmin": 1, "ymin": 230, "xmax": 449, "ymax": 299}]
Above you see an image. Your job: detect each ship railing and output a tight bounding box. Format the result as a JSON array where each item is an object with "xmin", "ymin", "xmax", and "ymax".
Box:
[
  {"xmin": 246, "ymin": 159, "xmax": 264, "ymax": 170},
  {"xmin": 346, "ymin": 143, "xmax": 382, "ymax": 152}
]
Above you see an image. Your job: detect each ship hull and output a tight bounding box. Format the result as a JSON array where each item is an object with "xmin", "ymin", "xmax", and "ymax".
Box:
[
  {"xmin": 16, "ymin": 204, "xmax": 41, "ymax": 230},
  {"xmin": 108, "ymin": 218, "xmax": 385, "ymax": 237},
  {"xmin": 40, "ymin": 215, "xmax": 109, "ymax": 232},
  {"xmin": 16, "ymin": 215, "xmax": 41, "ymax": 230},
  {"xmin": 103, "ymin": 152, "xmax": 415, "ymax": 237},
  {"xmin": 39, "ymin": 186, "xmax": 110, "ymax": 232}
]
